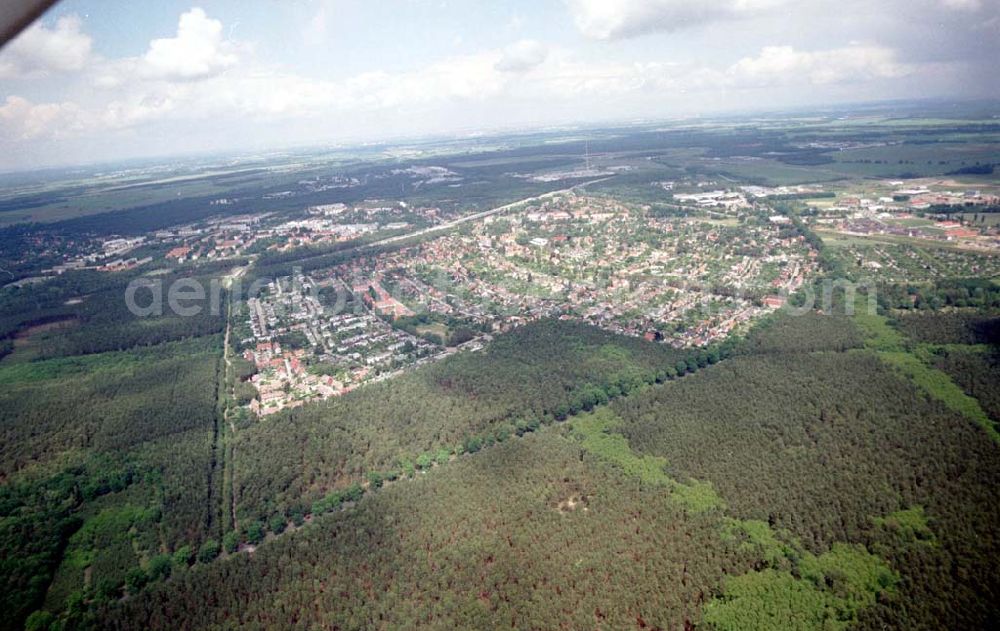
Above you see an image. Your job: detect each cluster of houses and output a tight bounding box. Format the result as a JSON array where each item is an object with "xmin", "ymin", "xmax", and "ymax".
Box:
[
  {"xmin": 238, "ymin": 273, "xmax": 438, "ymax": 416},
  {"xmin": 157, "ymin": 215, "xmax": 268, "ymax": 263},
  {"xmin": 152, "ymin": 202, "xmax": 434, "ymax": 266},
  {"xmin": 341, "ymin": 193, "xmax": 819, "ymax": 348},
  {"xmin": 353, "ymin": 278, "xmax": 415, "ymax": 319},
  {"xmin": 244, "ymin": 342, "xmax": 344, "ymax": 416},
  {"xmin": 42, "ymin": 236, "xmax": 149, "ymax": 275}
]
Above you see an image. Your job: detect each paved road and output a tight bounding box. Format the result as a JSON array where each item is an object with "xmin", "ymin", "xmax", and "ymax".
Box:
[{"xmin": 366, "ymin": 176, "xmax": 613, "ymax": 249}]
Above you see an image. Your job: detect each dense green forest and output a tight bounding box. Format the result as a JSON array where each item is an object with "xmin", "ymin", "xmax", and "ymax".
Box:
[
  {"xmin": 105, "ymin": 432, "xmax": 752, "ymax": 630},
  {"xmin": 0, "ymin": 268, "xmax": 227, "ymax": 359},
  {"xmin": 0, "ymin": 257, "xmax": 232, "ymax": 631},
  {"xmin": 888, "ymin": 309, "xmax": 1000, "ymax": 432},
  {"xmin": 614, "ymin": 350, "xmax": 1000, "ymax": 628},
  {"xmin": 0, "ymin": 306, "xmax": 716, "ymax": 630},
  {"xmin": 0, "ymin": 337, "xmax": 220, "ymax": 476},
  {"xmin": 42, "ymin": 310, "xmax": 994, "ymax": 631},
  {"xmin": 877, "ymin": 279, "xmax": 1000, "ymax": 312},
  {"xmin": 0, "ymin": 336, "xmax": 223, "ymax": 631},
  {"xmin": 611, "ymin": 310, "xmax": 1000, "ymax": 629},
  {"xmin": 932, "ymin": 347, "xmax": 1000, "ymax": 424},
  {"xmin": 230, "ymin": 320, "xmax": 692, "ymax": 525},
  {"xmin": 892, "ymin": 310, "xmax": 1000, "ymax": 346}
]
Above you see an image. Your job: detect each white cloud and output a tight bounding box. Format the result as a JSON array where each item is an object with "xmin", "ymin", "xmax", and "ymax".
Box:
[
  {"xmin": 3, "ymin": 39, "xmax": 924, "ymax": 144},
  {"xmin": 0, "ymin": 96, "xmax": 88, "ymax": 140},
  {"xmin": 0, "ymin": 15, "xmax": 92, "ymax": 78},
  {"xmin": 338, "ymin": 53, "xmax": 508, "ymax": 109},
  {"xmin": 495, "ymin": 40, "xmax": 549, "ymax": 72},
  {"xmin": 63, "ymin": 49, "xmax": 508, "ymax": 134},
  {"xmin": 940, "ymin": 0, "xmax": 982, "ymax": 10},
  {"xmin": 726, "ymin": 45, "xmax": 913, "ymax": 86},
  {"xmin": 142, "ymin": 7, "xmax": 238, "ymax": 80},
  {"xmin": 567, "ymin": 0, "xmax": 789, "ymax": 40}
]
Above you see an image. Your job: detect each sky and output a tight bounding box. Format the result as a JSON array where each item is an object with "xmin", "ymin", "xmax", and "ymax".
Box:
[{"xmin": 0, "ymin": 0, "xmax": 997, "ymax": 170}]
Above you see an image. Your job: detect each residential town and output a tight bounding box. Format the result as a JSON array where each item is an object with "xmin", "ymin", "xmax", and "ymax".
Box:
[
  {"xmin": 236, "ymin": 272, "xmax": 440, "ymax": 416},
  {"xmin": 6, "ymin": 175, "xmax": 999, "ymax": 416},
  {"xmin": 217, "ymin": 191, "xmax": 826, "ymax": 414},
  {"xmin": 336, "ymin": 192, "xmax": 819, "ymax": 348}
]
